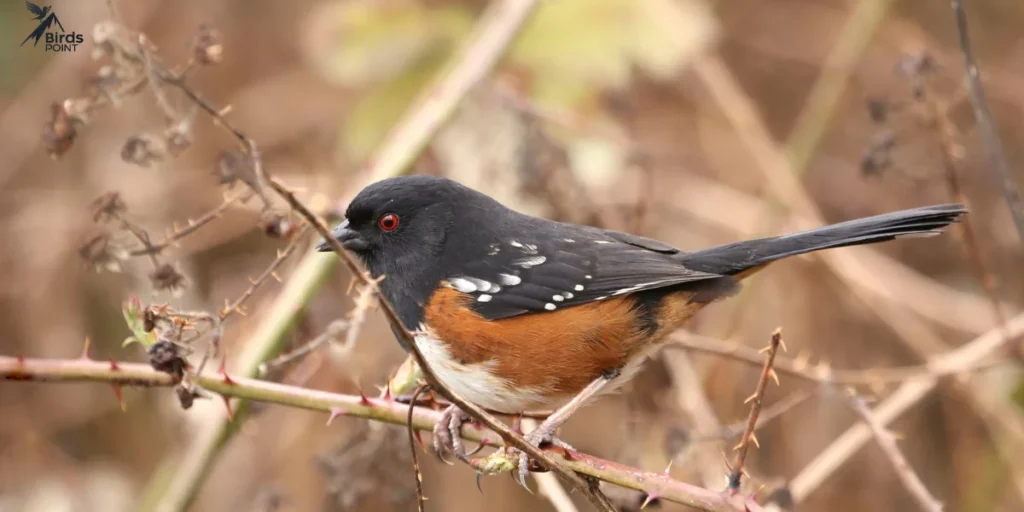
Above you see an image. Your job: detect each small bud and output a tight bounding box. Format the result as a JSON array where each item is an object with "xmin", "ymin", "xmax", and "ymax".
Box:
[
  {"xmin": 149, "ymin": 339, "xmax": 186, "ymax": 377},
  {"xmin": 176, "ymin": 385, "xmax": 200, "ymax": 409},
  {"xmin": 192, "ymin": 24, "xmax": 224, "ymax": 65},
  {"xmin": 164, "ymin": 118, "xmax": 193, "ymax": 156},
  {"xmin": 121, "ymin": 134, "xmax": 167, "ymax": 167},
  {"xmin": 149, "ymin": 263, "xmax": 188, "ymax": 295},
  {"xmin": 78, "ymin": 233, "xmax": 129, "ymax": 273},
  {"xmin": 213, "ymin": 150, "xmax": 249, "ymax": 186},
  {"xmin": 90, "ymin": 191, "xmax": 126, "ymax": 222},
  {"xmin": 260, "ymin": 212, "xmax": 294, "ymax": 238},
  {"xmin": 43, "ymin": 101, "xmax": 80, "ymax": 158}
]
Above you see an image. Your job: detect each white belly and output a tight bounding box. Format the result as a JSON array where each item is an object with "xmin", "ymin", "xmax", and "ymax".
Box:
[
  {"xmin": 414, "ymin": 331, "xmax": 553, "ymax": 413},
  {"xmin": 413, "ymin": 328, "xmax": 657, "ymax": 414}
]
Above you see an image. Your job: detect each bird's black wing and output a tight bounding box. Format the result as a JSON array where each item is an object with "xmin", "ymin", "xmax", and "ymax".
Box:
[
  {"xmin": 26, "ymin": 1, "xmax": 45, "ymax": 17},
  {"xmin": 443, "ymin": 230, "xmax": 731, "ymax": 320}
]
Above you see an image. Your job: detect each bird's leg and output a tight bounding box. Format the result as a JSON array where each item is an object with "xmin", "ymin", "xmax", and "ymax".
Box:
[
  {"xmin": 432, "ymin": 404, "xmax": 471, "ymax": 463},
  {"xmin": 513, "ymin": 368, "xmax": 619, "ymax": 487}
]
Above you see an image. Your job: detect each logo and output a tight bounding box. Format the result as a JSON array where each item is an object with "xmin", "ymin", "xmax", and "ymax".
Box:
[{"xmin": 21, "ymin": 2, "xmax": 83, "ymax": 52}]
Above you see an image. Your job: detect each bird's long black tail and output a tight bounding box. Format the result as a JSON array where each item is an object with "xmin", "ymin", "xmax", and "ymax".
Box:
[{"xmin": 680, "ymin": 204, "xmax": 967, "ymax": 276}]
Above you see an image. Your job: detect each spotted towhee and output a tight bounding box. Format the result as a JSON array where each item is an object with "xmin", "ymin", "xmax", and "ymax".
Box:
[{"xmin": 317, "ymin": 175, "xmax": 966, "ymax": 482}]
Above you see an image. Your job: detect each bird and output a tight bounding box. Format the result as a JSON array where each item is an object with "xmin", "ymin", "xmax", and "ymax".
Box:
[{"xmin": 316, "ymin": 174, "xmax": 966, "ymax": 484}]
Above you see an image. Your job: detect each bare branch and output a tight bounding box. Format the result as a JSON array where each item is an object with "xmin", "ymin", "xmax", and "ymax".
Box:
[
  {"xmin": 846, "ymin": 395, "xmax": 944, "ymax": 512},
  {"xmin": 950, "ymin": 0, "xmax": 1024, "ymax": 249}
]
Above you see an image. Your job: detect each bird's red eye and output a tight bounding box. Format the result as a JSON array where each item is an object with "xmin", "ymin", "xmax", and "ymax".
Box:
[{"xmin": 378, "ymin": 213, "xmax": 399, "ymax": 232}]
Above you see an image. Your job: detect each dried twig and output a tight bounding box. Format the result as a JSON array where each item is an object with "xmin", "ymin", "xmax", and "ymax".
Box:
[
  {"xmin": 846, "ymin": 395, "xmax": 944, "ymax": 512},
  {"xmin": 786, "ymin": 312, "xmax": 1024, "ymax": 503},
  {"xmin": 950, "ymin": 0, "xmax": 1024, "ymax": 248},
  {"xmin": 407, "ymin": 384, "xmax": 431, "ymax": 512},
  {"xmin": 218, "ymin": 224, "xmax": 311, "ymax": 322},
  {"xmin": 668, "ymin": 332, "xmax": 1002, "ymax": 387},
  {"xmin": 128, "ymin": 192, "xmax": 251, "ymax": 257},
  {"xmin": 728, "ymin": 329, "xmax": 783, "ymax": 491},
  {"xmin": 258, "ymin": 320, "xmax": 348, "ymax": 376},
  {"xmin": 0, "ymin": 354, "xmax": 762, "ymax": 512}
]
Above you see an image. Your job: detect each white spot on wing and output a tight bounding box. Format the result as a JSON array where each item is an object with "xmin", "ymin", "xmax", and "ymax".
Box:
[
  {"xmin": 514, "ymin": 256, "xmax": 547, "ymax": 269},
  {"xmin": 564, "ymin": 292, "xmax": 574, "ymax": 299},
  {"xmin": 575, "ymin": 284, "xmax": 584, "ymax": 291},
  {"xmin": 585, "ymin": 275, "xmax": 592, "ymax": 280},
  {"xmin": 552, "ymin": 294, "xmax": 564, "ymax": 302},
  {"xmin": 595, "ymin": 240, "xmax": 612, "ymax": 244},
  {"xmin": 498, "ymin": 273, "xmax": 521, "ymax": 286},
  {"xmin": 447, "ymin": 277, "xmax": 477, "ymax": 293},
  {"xmin": 510, "ymin": 241, "xmax": 523, "ymax": 248},
  {"xmin": 544, "ymin": 303, "xmax": 556, "ymax": 311},
  {"xmin": 464, "ymin": 277, "xmax": 497, "ymax": 293},
  {"xmin": 478, "ymin": 294, "xmax": 492, "ymax": 302},
  {"xmin": 563, "ymin": 238, "xmax": 575, "ymax": 243}
]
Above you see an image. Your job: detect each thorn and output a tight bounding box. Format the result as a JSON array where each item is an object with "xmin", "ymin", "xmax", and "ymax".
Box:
[
  {"xmin": 750, "ymin": 433, "xmax": 760, "ymax": 448},
  {"xmin": 346, "ymin": 276, "xmax": 356, "ymax": 295},
  {"xmin": 758, "ymin": 344, "xmax": 772, "ymax": 354},
  {"xmin": 234, "ymin": 306, "xmax": 247, "ymax": 316},
  {"xmin": 662, "ymin": 459, "xmax": 674, "ymax": 475},
  {"xmin": 111, "ymin": 384, "xmax": 126, "ymax": 412},
  {"xmin": 326, "ymin": 407, "xmax": 346, "ymax": 425},
  {"xmin": 640, "ymin": 493, "xmax": 661, "ymax": 510},
  {"xmin": 248, "ymin": 277, "xmax": 258, "ymax": 285},
  {"xmin": 109, "ymin": 357, "xmax": 121, "ymax": 371},
  {"xmin": 560, "ymin": 446, "xmax": 577, "ymax": 461},
  {"xmin": 777, "ymin": 336, "xmax": 788, "ymax": 352},
  {"xmin": 80, "ymin": 337, "xmax": 92, "ymax": 360},
  {"xmin": 414, "ymin": 429, "xmax": 427, "ymax": 452},
  {"xmin": 219, "ymin": 358, "xmax": 236, "ymax": 385},
  {"xmin": 768, "ymin": 368, "xmax": 780, "ymax": 386},
  {"xmin": 221, "ymin": 394, "xmax": 234, "ymax": 421},
  {"xmin": 476, "ymin": 472, "xmax": 485, "ymax": 494},
  {"xmin": 270, "ymin": 271, "xmax": 281, "ymax": 283},
  {"xmin": 357, "ymin": 385, "xmax": 371, "ymax": 406},
  {"xmin": 743, "ymin": 391, "xmax": 758, "ymax": 404},
  {"xmin": 218, "ymin": 105, "xmax": 233, "ymax": 116},
  {"xmin": 381, "ymin": 384, "xmax": 392, "ymax": 402}
]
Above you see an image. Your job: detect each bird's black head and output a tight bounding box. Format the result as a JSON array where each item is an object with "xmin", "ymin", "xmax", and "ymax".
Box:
[
  {"xmin": 320, "ymin": 175, "xmax": 502, "ymax": 290},
  {"xmin": 317, "ymin": 175, "xmax": 504, "ymax": 331}
]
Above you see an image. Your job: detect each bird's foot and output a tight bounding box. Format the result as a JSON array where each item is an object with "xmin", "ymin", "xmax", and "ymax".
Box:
[
  {"xmin": 507, "ymin": 423, "xmax": 574, "ymax": 489},
  {"xmin": 432, "ymin": 404, "xmax": 471, "ymax": 464}
]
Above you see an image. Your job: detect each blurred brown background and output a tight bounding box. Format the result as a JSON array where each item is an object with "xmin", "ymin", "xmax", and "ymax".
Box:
[{"xmin": 2, "ymin": 0, "xmax": 1024, "ymax": 511}]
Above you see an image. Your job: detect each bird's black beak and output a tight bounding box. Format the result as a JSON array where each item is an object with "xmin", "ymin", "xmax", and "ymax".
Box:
[{"xmin": 316, "ymin": 219, "xmax": 368, "ymax": 252}]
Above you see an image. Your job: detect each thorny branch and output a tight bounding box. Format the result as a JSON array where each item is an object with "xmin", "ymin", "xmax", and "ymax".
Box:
[
  {"xmin": 728, "ymin": 328, "xmax": 784, "ymax": 492},
  {"xmin": 0, "ymin": 354, "xmax": 761, "ymax": 512}
]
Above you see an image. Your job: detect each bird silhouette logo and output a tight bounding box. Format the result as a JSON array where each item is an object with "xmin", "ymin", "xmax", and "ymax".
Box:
[{"xmin": 21, "ymin": 1, "xmax": 65, "ymax": 47}]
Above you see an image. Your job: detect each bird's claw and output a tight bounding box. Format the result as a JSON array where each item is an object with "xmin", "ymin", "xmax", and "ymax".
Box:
[
  {"xmin": 507, "ymin": 428, "xmax": 574, "ymax": 490},
  {"xmin": 432, "ymin": 405, "xmax": 471, "ymax": 464}
]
